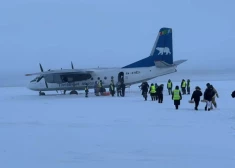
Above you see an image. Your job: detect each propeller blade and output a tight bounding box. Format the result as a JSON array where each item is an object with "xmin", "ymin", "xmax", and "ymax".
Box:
[
  {"xmin": 45, "ymin": 81, "xmax": 48, "ymax": 88},
  {"xmin": 39, "ymin": 63, "xmax": 44, "ymax": 72},
  {"xmin": 71, "ymin": 61, "xmax": 74, "ymax": 69},
  {"xmin": 43, "ymin": 76, "xmax": 48, "ymax": 88}
]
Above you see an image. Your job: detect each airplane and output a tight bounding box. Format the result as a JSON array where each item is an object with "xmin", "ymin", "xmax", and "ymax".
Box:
[{"xmin": 26, "ymin": 27, "xmax": 187, "ymax": 96}]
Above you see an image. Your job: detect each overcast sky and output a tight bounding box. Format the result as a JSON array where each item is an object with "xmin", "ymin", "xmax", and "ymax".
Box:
[{"xmin": 0, "ymin": 0, "xmax": 234, "ymax": 80}]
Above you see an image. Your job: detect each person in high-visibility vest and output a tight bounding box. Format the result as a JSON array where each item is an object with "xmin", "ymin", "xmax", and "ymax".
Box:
[
  {"xmin": 109, "ymin": 82, "xmax": 115, "ymax": 97},
  {"xmin": 172, "ymin": 86, "xmax": 182, "ymax": 109},
  {"xmin": 85, "ymin": 83, "xmax": 89, "ymax": 97},
  {"xmin": 149, "ymin": 83, "xmax": 156, "ymax": 101},
  {"xmin": 187, "ymin": 79, "xmax": 190, "ymax": 94},
  {"xmin": 167, "ymin": 79, "xmax": 173, "ymax": 95},
  {"xmin": 181, "ymin": 79, "xmax": 186, "ymax": 95}
]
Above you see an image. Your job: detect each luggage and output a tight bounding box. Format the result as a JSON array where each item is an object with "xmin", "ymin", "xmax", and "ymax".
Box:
[{"xmin": 101, "ymin": 92, "xmax": 110, "ymax": 96}]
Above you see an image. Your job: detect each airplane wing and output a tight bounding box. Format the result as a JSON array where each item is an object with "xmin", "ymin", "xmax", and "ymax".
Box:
[{"xmin": 25, "ymin": 69, "xmax": 94, "ymax": 76}]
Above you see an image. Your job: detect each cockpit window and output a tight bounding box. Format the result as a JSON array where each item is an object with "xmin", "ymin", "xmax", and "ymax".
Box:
[
  {"xmin": 36, "ymin": 76, "xmax": 43, "ymax": 82},
  {"xmin": 30, "ymin": 77, "xmax": 38, "ymax": 82},
  {"xmin": 30, "ymin": 76, "xmax": 43, "ymax": 83}
]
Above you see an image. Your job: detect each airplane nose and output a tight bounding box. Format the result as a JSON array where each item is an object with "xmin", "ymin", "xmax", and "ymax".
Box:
[
  {"xmin": 27, "ymin": 82, "xmax": 35, "ymax": 90},
  {"xmin": 27, "ymin": 83, "xmax": 32, "ymax": 90}
]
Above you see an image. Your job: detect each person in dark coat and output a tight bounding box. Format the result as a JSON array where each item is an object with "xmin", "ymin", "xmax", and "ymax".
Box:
[
  {"xmin": 232, "ymin": 90, "xmax": 235, "ymax": 98},
  {"xmin": 154, "ymin": 83, "xmax": 158, "ymax": 100},
  {"xmin": 116, "ymin": 81, "xmax": 121, "ymax": 97},
  {"xmin": 120, "ymin": 82, "xmax": 126, "ymax": 97},
  {"xmin": 157, "ymin": 84, "xmax": 164, "ymax": 103},
  {"xmin": 204, "ymin": 84, "xmax": 215, "ymax": 111},
  {"xmin": 141, "ymin": 82, "xmax": 149, "ymax": 101},
  {"xmin": 191, "ymin": 86, "xmax": 202, "ymax": 110},
  {"xmin": 172, "ymin": 86, "xmax": 182, "ymax": 109}
]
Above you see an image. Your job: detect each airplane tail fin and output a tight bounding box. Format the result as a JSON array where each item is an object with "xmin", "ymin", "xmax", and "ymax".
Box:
[
  {"xmin": 150, "ymin": 28, "xmax": 173, "ymax": 64},
  {"xmin": 123, "ymin": 28, "xmax": 174, "ymax": 68}
]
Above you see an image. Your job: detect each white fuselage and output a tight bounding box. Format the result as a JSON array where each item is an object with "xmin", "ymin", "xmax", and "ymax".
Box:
[{"xmin": 27, "ymin": 66, "xmax": 177, "ymax": 91}]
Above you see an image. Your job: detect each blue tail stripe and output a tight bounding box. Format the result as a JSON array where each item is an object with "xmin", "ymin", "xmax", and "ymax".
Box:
[{"xmin": 122, "ymin": 28, "xmax": 173, "ymax": 68}]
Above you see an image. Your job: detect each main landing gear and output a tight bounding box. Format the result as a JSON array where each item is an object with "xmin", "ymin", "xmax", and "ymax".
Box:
[
  {"xmin": 39, "ymin": 91, "xmax": 45, "ymax": 96},
  {"xmin": 70, "ymin": 90, "xmax": 78, "ymax": 95}
]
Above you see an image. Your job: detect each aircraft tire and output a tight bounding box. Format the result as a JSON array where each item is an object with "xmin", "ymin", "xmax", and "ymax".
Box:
[
  {"xmin": 70, "ymin": 90, "xmax": 78, "ymax": 95},
  {"xmin": 39, "ymin": 92, "xmax": 45, "ymax": 96}
]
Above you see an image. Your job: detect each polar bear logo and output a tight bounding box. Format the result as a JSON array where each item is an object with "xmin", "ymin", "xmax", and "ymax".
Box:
[{"xmin": 156, "ymin": 47, "xmax": 171, "ymax": 55}]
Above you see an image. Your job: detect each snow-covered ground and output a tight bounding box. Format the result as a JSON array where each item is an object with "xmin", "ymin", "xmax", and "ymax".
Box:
[{"xmin": 1, "ymin": 72, "xmax": 235, "ymax": 168}]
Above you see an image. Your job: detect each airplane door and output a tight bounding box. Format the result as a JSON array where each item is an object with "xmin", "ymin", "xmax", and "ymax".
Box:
[{"xmin": 118, "ymin": 72, "xmax": 124, "ymax": 83}]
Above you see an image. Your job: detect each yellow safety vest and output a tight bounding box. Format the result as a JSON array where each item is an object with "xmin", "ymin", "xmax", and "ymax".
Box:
[
  {"xmin": 182, "ymin": 81, "xmax": 186, "ymax": 87},
  {"xmin": 167, "ymin": 82, "xmax": 172, "ymax": 88},
  {"xmin": 110, "ymin": 85, "xmax": 114, "ymax": 90},
  {"xmin": 85, "ymin": 86, "xmax": 88, "ymax": 91},
  {"xmin": 150, "ymin": 85, "xmax": 156, "ymax": 93},
  {"xmin": 173, "ymin": 90, "xmax": 180, "ymax": 100}
]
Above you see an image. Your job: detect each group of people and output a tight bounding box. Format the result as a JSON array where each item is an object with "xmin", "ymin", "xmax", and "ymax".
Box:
[
  {"xmin": 84, "ymin": 78, "xmax": 232, "ymax": 112},
  {"xmin": 110, "ymin": 81, "xmax": 126, "ymax": 97},
  {"xmin": 166, "ymin": 79, "xmax": 190, "ymax": 95},
  {"xmin": 139, "ymin": 81, "xmax": 184, "ymax": 109},
  {"xmin": 139, "ymin": 79, "xmax": 222, "ymax": 111},
  {"xmin": 84, "ymin": 80, "xmax": 126, "ymax": 97},
  {"xmin": 139, "ymin": 82, "xmax": 164, "ymax": 103},
  {"xmin": 190, "ymin": 83, "xmax": 219, "ymax": 111}
]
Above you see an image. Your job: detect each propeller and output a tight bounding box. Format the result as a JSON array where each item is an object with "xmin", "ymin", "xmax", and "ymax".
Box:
[
  {"xmin": 71, "ymin": 61, "xmax": 74, "ymax": 69},
  {"xmin": 39, "ymin": 63, "xmax": 48, "ymax": 88},
  {"xmin": 39, "ymin": 63, "xmax": 44, "ymax": 72}
]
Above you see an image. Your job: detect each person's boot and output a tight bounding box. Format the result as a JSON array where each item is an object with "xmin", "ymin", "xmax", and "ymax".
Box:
[
  {"xmin": 214, "ymin": 103, "xmax": 217, "ymax": 108},
  {"xmin": 205, "ymin": 106, "xmax": 207, "ymax": 111}
]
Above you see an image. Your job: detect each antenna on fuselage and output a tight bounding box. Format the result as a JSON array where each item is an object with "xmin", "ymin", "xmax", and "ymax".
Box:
[{"xmin": 71, "ymin": 61, "xmax": 74, "ymax": 69}]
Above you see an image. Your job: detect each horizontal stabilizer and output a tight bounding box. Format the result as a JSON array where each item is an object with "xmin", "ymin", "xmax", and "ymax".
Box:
[
  {"xmin": 155, "ymin": 59, "xmax": 187, "ymax": 68},
  {"xmin": 173, "ymin": 59, "xmax": 187, "ymax": 66},
  {"xmin": 154, "ymin": 61, "xmax": 173, "ymax": 68}
]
